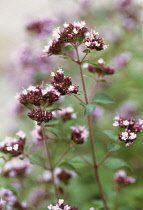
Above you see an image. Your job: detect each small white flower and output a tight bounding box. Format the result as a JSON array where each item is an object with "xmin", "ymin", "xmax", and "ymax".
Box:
[
  {"xmin": 68, "ymin": 85, "xmax": 75, "ymax": 92},
  {"xmin": 123, "ymin": 120, "xmax": 129, "ymax": 126},
  {"xmin": 73, "ymin": 21, "xmax": 86, "ymax": 28},
  {"xmin": 129, "ymin": 132, "xmax": 136, "ymax": 140},
  {"xmin": 113, "ymin": 121, "xmax": 119, "ymax": 127},
  {"xmin": 13, "ymin": 144, "xmax": 19, "ymax": 151},
  {"xmin": 73, "ymin": 28, "xmax": 78, "ymax": 34},
  {"xmin": 115, "ymin": 169, "xmax": 126, "ymax": 178},
  {"xmin": 63, "ymin": 22, "xmax": 69, "ymax": 28},
  {"xmin": 89, "ymin": 208, "xmax": 95, "ymax": 210},
  {"xmin": 58, "ymin": 199, "xmax": 64, "ymax": 205},
  {"xmin": 121, "ymin": 131, "xmax": 128, "ymax": 140},
  {"xmin": 97, "ymin": 58, "xmax": 104, "ymax": 64},
  {"xmin": 6, "ymin": 146, "xmax": 12, "ymax": 151},
  {"xmin": 57, "ymin": 68, "xmax": 64, "ymax": 74},
  {"xmin": 27, "ymin": 85, "xmax": 37, "ymax": 92},
  {"xmin": 114, "ymin": 115, "xmax": 120, "ymax": 121},
  {"xmin": 139, "ymin": 119, "xmax": 143, "ymax": 125},
  {"xmin": 22, "ymin": 89, "xmax": 28, "ymax": 95},
  {"xmin": 16, "ymin": 131, "xmax": 26, "ymax": 139},
  {"xmin": 52, "ymin": 27, "xmax": 61, "ymax": 40},
  {"xmin": 51, "ymin": 72, "xmax": 55, "ymax": 77},
  {"xmin": 15, "ymin": 93, "xmax": 20, "ymax": 99}
]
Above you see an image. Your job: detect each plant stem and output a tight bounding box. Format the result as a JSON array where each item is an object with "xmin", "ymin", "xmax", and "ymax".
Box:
[
  {"xmin": 42, "ymin": 124, "xmax": 59, "ymax": 200},
  {"xmin": 54, "ymin": 145, "xmax": 71, "ymax": 168},
  {"xmin": 24, "ymin": 153, "xmax": 50, "ymax": 170},
  {"xmin": 89, "ymin": 77, "xmax": 100, "ymax": 102},
  {"xmin": 75, "ymin": 46, "xmax": 109, "ymax": 210},
  {"xmin": 97, "ymin": 151, "xmax": 111, "ymax": 167}
]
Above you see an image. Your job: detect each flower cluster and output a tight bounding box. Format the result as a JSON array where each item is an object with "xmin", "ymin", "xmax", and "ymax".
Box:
[
  {"xmin": 47, "ymin": 199, "xmax": 78, "ymax": 210},
  {"xmin": 51, "ymin": 68, "xmax": 79, "ymax": 95},
  {"xmin": 15, "ymin": 85, "xmax": 60, "ymax": 107},
  {"xmin": 43, "ymin": 21, "xmax": 107, "ymax": 56},
  {"xmin": 38, "ymin": 168, "xmax": 76, "ymax": 185},
  {"xmin": 87, "ymin": 58, "xmax": 115, "ymax": 76},
  {"xmin": 113, "ymin": 115, "xmax": 143, "ymax": 146},
  {"xmin": 84, "ymin": 30, "xmax": 107, "ymax": 51},
  {"xmin": 113, "ymin": 170, "xmax": 136, "ymax": 185},
  {"xmin": 28, "ymin": 108, "xmax": 53, "ymax": 125},
  {"xmin": 2, "ymin": 158, "xmax": 31, "ymax": 177},
  {"xmin": 54, "ymin": 107, "xmax": 77, "ymax": 121},
  {"xmin": 70, "ymin": 125, "xmax": 89, "ymax": 144},
  {"xmin": 26, "ymin": 18, "xmax": 53, "ymax": 37},
  {"xmin": 43, "ymin": 21, "xmax": 88, "ymax": 56},
  {"xmin": 0, "ymin": 188, "xmax": 28, "ymax": 210},
  {"xmin": 0, "ymin": 131, "xmax": 26, "ymax": 156}
]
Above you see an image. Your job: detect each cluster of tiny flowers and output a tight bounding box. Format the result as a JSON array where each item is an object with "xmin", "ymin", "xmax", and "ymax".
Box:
[
  {"xmin": 15, "ymin": 85, "xmax": 60, "ymax": 107},
  {"xmin": 47, "ymin": 199, "xmax": 78, "ymax": 210},
  {"xmin": 0, "ymin": 188, "xmax": 28, "ymax": 210},
  {"xmin": 113, "ymin": 170, "xmax": 136, "ymax": 185},
  {"xmin": 70, "ymin": 125, "xmax": 89, "ymax": 144},
  {"xmin": 113, "ymin": 115, "xmax": 143, "ymax": 146},
  {"xmin": 87, "ymin": 58, "xmax": 115, "ymax": 76},
  {"xmin": 38, "ymin": 168, "xmax": 76, "ymax": 185},
  {"xmin": 43, "ymin": 21, "xmax": 88, "ymax": 56},
  {"xmin": 28, "ymin": 108, "xmax": 53, "ymax": 125},
  {"xmin": 0, "ymin": 131, "xmax": 26, "ymax": 156},
  {"xmin": 51, "ymin": 68, "xmax": 79, "ymax": 95},
  {"xmin": 54, "ymin": 107, "xmax": 77, "ymax": 121},
  {"xmin": 26, "ymin": 18, "xmax": 53, "ymax": 37},
  {"xmin": 2, "ymin": 158, "xmax": 31, "ymax": 177},
  {"xmin": 83, "ymin": 30, "xmax": 108, "ymax": 51}
]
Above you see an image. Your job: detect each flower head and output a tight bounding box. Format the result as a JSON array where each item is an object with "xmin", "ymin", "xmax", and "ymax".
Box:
[
  {"xmin": 70, "ymin": 125, "xmax": 89, "ymax": 144},
  {"xmin": 113, "ymin": 115, "xmax": 143, "ymax": 146},
  {"xmin": 0, "ymin": 131, "xmax": 26, "ymax": 156},
  {"xmin": 47, "ymin": 199, "xmax": 78, "ymax": 210},
  {"xmin": 113, "ymin": 169, "xmax": 136, "ymax": 185}
]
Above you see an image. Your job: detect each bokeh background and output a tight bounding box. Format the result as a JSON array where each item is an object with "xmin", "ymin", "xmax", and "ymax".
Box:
[{"xmin": 0, "ymin": 0, "xmax": 143, "ymax": 209}]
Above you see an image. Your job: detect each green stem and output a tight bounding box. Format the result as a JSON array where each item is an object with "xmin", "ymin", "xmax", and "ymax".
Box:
[
  {"xmin": 42, "ymin": 124, "xmax": 59, "ymax": 200},
  {"xmin": 97, "ymin": 151, "xmax": 111, "ymax": 167},
  {"xmin": 75, "ymin": 45, "xmax": 109, "ymax": 210},
  {"xmin": 54, "ymin": 145, "xmax": 71, "ymax": 168}
]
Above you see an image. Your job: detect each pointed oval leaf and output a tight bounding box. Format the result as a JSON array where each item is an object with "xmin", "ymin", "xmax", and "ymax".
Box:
[
  {"xmin": 62, "ymin": 45, "xmax": 74, "ymax": 53},
  {"xmin": 45, "ymin": 127, "xmax": 61, "ymax": 139},
  {"xmin": 59, "ymin": 162, "xmax": 77, "ymax": 172},
  {"xmin": 107, "ymin": 142, "xmax": 121, "ymax": 152},
  {"xmin": 82, "ymin": 60, "xmax": 103, "ymax": 70},
  {"xmin": 104, "ymin": 157, "xmax": 128, "ymax": 169},
  {"xmin": 103, "ymin": 130, "xmax": 118, "ymax": 141},
  {"xmin": 91, "ymin": 93, "xmax": 114, "ymax": 104},
  {"xmin": 84, "ymin": 104, "xmax": 96, "ymax": 116}
]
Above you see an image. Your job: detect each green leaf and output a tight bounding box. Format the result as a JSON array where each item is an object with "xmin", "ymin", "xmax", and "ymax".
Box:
[
  {"xmin": 107, "ymin": 142, "xmax": 121, "ymax": 152},
  {"xmin": 91, "ymin": 93, "xmax": 114, "ymax": 104},
  {"xmin": 83, "ymin": 49, "xmax": 90, "ymax": 53},
  {"xmin": 46, "ymin": 127, "xmax": 61, "ymax": 139},
  {"xmin": 104, "ymin": 157, "xmax": 129, "ymax": 169},
  {"xmin": 79, "ymin": 101, "xmax": 86, "ymax": 107},
  {"xmin": 92, "ymin": 200, "xmax": 104, "ymax": 209},
  {"xmin": 29, "ymin": 154, "xmax": 46, "ymax": 165},
  {"xmin": 103, "ymin": 130, "xmax": 118, "ymax": 141},
  {"xmin": 82, "ymin": 60, "xmax": 103, "ymax": 70},
  {"xmin": 84, "ymin": 104, "xmax": 96, "ymax": 116},
  {"xmin": 62, "ymin": 45, "xmax": 74, "ymax": 53},
  {"xmin": 77, "ymin": 90, "xmax": 84, "ymax": 95},
  {"xmin": 59, "ymin": 162, "xmax": 77, "ymax": 172},
  {"xmin": 77, "ymin": 36, "xmax": 85, "ymax": 45},
  {"xmin": 45, "ymin": 119, "xmax": 59, "ymax": 126}
]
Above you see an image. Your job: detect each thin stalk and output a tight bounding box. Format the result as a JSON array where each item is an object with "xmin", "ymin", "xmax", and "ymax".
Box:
[
  {"xmin": 97, "ymin": 151, "xmax": 111, "ymax": 168},
  {"xmin": 73, "ymin": 150, "xmax": 93, "ymax": 167},
  {"xmin": 89, "ymin": 77, "xmax": 100, "ymax": 102},
  {"xmin": 24, "ymin": 153, "xmax": 50, "ymax": 170},
  {"xmin": 74, "ymin": 95, "xmax": 84, "ymax": 102},
  {"xmin": 75, "ymin": 46, "xmax": 109, "ymax": 210},
  {"xmin": 75, "ymin": 45, "xmax": 88, "ymax": 104},
  {"xmin": 42, "ymin": 124, "xmax": 59, "ymax": 200},
  {"xmin": 54, "ymin": 146, "xmax": 71, "ymax": 168}
]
